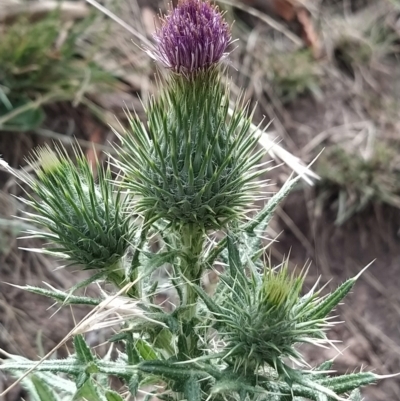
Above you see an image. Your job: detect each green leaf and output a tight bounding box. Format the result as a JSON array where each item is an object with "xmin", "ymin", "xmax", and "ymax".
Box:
[
  {"xmin": 74, "ymin": 335, "xmax": 95, "ymax": 364},
  {"xmin": 138, "ymin": 360, "xmax": 210, "ymax": 381},
  {"xmin": 184, "ymin": 376, "xmax": 202, "ymax": 401},
  {"xmin": 30, "ymin": 374, "xmax": 61, "ymax": 401},
  {"xmin": 227, "ymin": 233, "xmax": 246, "ymax": 285},
  {"xmin": 316, "ymin": 361, "xmax": 334, "ymax": 372},
  {"xmin": 68, "ymin": 271, "xmax": 108, "ymax": 294},
  {"xmin": 73, "ymin": 378, "xmax": 107, "ymax": 401},
  {"xmin": 211, "ymin": 379, "xmax": 267, "ymax": 398},
  {"xmin": 105, "ymin": 390, "xmax": 124, "ymax": 401},
  {"xmin": 318, "ymin": 372, "xmax": 377, "ymax": 394},
  {"xmin": 126, "ymin": 333, "xmax": 140, "ymax": 364},
  {"xmin": 310, "ymin": 266, "xmax": 369, "ymax": 320},
  {"xmin": 305, "ymin": 360, "xmax": 334, "ymax": 380},
  {"xmin": 141, "ymin": 250, "xmax": 178, "ymax": 272},
  {"xmin": 0, "ymin": 355, "xmax": 136, "ymax": 378},
  {"xmin": 348, "ymin": 389, "xmax": 362, "ymax": 401},
  {"xmin": 76, "ymin": 372, "xmax": 90, "ymax": 389},
  {"xmin": 0, "ymin": 98, "xmax": 45, "ymax": 131},
  {"xmin": 21, "ymin": 285, "xmax": 101, "ymax": 306},
  {"xmin": 188, "ymin": 282, "xmax": 223, "ymax": 316},
  {"xmin": 2, "ymin": 356, "xmax": 76, "ymax": 397},
  {"xmin": 128, "ymin": 373, "xmax": 140, "ymax": 396},
  {"xmin": 311, "ymin": 279, "xmax": 356, "ymax": 320},
  {"xmin": 135, "ymin": 339, "xmax": 158, "ymax": 361},
  {"xmin": 0, "ymin": 357, "xmax": 82, "ymax": 376},
  {"xmin": 245, "ymin": 176, "xmax": 299, "ymax": 233}
]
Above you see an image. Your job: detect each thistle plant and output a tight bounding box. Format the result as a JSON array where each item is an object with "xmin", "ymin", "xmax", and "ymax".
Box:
[{"xmin": 0, "ymin": 1, "xmax": 391, "ymax": 400}]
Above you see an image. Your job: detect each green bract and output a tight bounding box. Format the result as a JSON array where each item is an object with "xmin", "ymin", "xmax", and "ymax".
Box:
[
  {"xmin": 210, "ymin": 261, "xmax": 327, "ymax": 371},
  {"xmin": 116, "ymin": 69, "xmax": 264, "ymax": 229},
  {"xmin": 21, "ymin": 146, "xmax": 133, "ymax": 270}
]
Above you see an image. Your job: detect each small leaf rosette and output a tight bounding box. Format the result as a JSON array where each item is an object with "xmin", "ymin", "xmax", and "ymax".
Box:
[{"xmin": 20, "ymin": 146, "xmax": 133, "ymax": 270}]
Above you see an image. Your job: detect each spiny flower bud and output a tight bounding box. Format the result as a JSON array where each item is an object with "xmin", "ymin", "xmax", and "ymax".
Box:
[
  {"xmin": 21, "ymin": 145, "xmax": 133, "ymax": 270},
  {"xmin": 152, "ymin": 0, "xmax": 231, "ymax": 74},
  {"xmin": 214, "ymin": 257, "xmax": 349, "ymax": 373},
  {"xmin": 116, "ymin": 0, "xmax": 262, "ymax": 230},
  {"xmin": 116, "ymin": 71, "xmax": 263, "ymax": 230}
]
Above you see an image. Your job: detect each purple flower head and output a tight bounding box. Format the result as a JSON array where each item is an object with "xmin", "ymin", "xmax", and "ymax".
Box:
[{"xmin": 152, "ymin": 0, "xmax": 231, "ymax": 74}]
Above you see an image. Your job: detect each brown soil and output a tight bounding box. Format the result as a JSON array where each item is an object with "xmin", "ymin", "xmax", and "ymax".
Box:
[{"xmin": 272, "ymin": 191, "xmax": 400, "ymax": 400}]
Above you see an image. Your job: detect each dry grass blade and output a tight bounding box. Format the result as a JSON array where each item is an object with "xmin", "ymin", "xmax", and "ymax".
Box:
[
  {"xmin": 217, "ymin": 0, "xmax": 303, "ymax": 46},
  {"xmin": 84, "ymin": 0, "xmax": 152, "ymax": 48},
  {"xmin": 0, "ymin": 1, "xmax": 89, "ymax": 23},
  {"xmin": 0, "ymin": 280, "xmax": 138, "ymax": 397}
]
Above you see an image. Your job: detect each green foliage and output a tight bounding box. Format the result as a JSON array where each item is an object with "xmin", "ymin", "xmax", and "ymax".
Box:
[
  {"xmin": 0, "ymin": 11, "xmax": 115, "ymax": 131},
  {"xmin": 266, "ymin": 50, "xmax": 321, "ymax": 103},
  {"xmin": 334, "ymin": 16, "xmax": 400, "ymax": 77},
  {"xmin": 317, "ymin": 144, "xmax": 400, "ymax": 223}
]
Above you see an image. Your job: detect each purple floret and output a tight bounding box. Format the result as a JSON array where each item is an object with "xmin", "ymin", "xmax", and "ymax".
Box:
[{"xmin": 152, "ymin": 0, "xmax": 231, "ymax": 74}]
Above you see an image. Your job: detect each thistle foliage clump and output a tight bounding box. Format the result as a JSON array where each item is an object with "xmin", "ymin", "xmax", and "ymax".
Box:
[{"xmin": 0, "ymin": 1, "xmax": 388, "ymax": 400}]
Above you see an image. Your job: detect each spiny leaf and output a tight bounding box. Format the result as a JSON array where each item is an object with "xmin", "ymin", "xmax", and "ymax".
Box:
[
  {"xmin": 138, "ymin": 360, "xmax": 211, "ymax": 381},
  {"xmin": 318, "ymin": 372, "xmax": 377, "ymax": 394},
  {"xmin": 20, "ymin": 285, "xmax": 101, "ymax": 306},
  {"xmin": 128, "ymin": 373, "xmax": 140, "ymax": 396},
  {"xmin": 0, "ymin": 357, "xmax": 82, "ymax": 376},
  {"xmin": 30, "ymin": 375, "xmax": 61, "ymax": 401},
  {"xmin": 227, "ymin": 233, "xmax": 247, "ymax": 286},
  {"xmin": 187, "ymin": 282, "xmax": 224, "ymax": 316},
  {"xmin": 184, "ymin": 376, "xmax": 202, "ymax": 401},
  {"xmin": 105, "ymin": 390, "xmax": 124, "ymax": 401},
  {"xmin": 68, "ymin": 271, "xmax": 108, "ymax": 294},
  {"xmin": 304, "ymin": 360, "xmax": 334, "ymax": 380},
  {"xmin": 135, "ymin": 339, "xmax": 158, "ymax": 361},
  {"xmin": 74, "ymin": 335, "xmax": 94, "ymax": 364},
  {"xmin": 311, "ymin": 265, "xmax": 369, "ymax": 320},
  {"xmin": 245, "ymin": 176, "xmax": 299, "ymax": 233},
  {"xmin": 141, "ymin": 250, "xmax": 179, "ymax": 272},
  {"xmin": 72, "ymin": 378, "xmax": 107, "ymax": 401},
  {"xmin": 311, "ymin": 279, "xmax": 356, "ymax": 320},
  {"xmin": 348, "ymin": 389, "xmax": 362, "ymax": 401},
  {"xmin": 76, "ymin": 372, "xmax": 90, "ymax": 389}
]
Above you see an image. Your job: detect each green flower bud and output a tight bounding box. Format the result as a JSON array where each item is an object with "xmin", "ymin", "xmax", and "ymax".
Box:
[
  {"xmin": 22, "ymin": 145, "xmax": 133, "ymax": 270},
  {"xmin": 116, "ymin": 70, "xmax": 263, "ymax": 229},
  {"xmin": 217, "ymin": 263, "xmax": 334, "ymax": 372}
]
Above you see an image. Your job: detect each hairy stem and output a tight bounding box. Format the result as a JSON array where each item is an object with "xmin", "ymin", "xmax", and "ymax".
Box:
[{"xmin": 179, "ymin": 224, "xmax": 205, "ymax": 355}]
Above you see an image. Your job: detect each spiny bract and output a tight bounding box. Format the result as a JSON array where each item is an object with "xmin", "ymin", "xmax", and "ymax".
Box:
[
  {"xmin": 116, "ymin": 70, "xmax": 263, "ymax": 229},
  {"xmin": 22, "ymin": 145, "xmax": 133, "ymax": 270}
]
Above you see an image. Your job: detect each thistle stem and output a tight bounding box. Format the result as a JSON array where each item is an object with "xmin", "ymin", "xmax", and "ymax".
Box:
[{"xmin": 179, "ymin": 224, "xmax": 205, "ymax": 354}]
